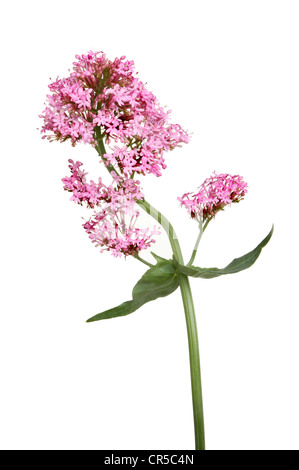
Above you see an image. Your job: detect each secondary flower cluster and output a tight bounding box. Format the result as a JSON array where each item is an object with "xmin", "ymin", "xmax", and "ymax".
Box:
[
  {"xmin": 63, "ymin": 160, "xmax": 159, "ymax": 257},
  {"xmin": 179, "ymin": 173, "xmax": 248, "ymax": 222},
  {"xmin": 84, "ymin": 214, "xmax": 160, "ymax": 258},
  {"xmin": 40, "ymin": 51, "xmax": 190, "ymax": 177}
]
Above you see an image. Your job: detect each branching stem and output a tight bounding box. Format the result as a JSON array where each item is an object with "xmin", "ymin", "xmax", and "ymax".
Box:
[{"xmin": 95, "ymin": 133, "xmax": 206, "ymax": 450}]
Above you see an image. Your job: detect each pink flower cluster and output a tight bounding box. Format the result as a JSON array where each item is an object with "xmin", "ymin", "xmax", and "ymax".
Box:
[
  {"xmin": 40, "ymin": 51, "xmax": 191, "ymax": 257},
  {"xmin": 63, "ymin": 160, "xmax": 159, "ymax": 257},
  {"xmin": 40, "ymin": 51, "xmax": 190, "ymax": 177},
  {"xmin": 179, "ymin": 173, "xmax": 248, "ymax": 221},
  {"xmin": 84, "ymin": 214, "xmax": 160, "ymax": 258},
  {"xmin": 62, "ymin": 160, "xmax": 143, "ymax": 209}
]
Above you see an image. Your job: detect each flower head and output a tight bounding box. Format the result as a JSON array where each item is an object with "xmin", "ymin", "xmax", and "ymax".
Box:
[
  {"xmin": 83, "ymin": 211, "xmax": 160, "ymax": 258},
  {"xmin": 62, "ymin": 159, "xmax": 159, "ymax": 257},
  {"xmin": 179, "ymin": 173, "xmax": 248, "ymax": 222},
  {"xmin": 40, "ymin": 51, "xmax": 190, "ymax": 177}
]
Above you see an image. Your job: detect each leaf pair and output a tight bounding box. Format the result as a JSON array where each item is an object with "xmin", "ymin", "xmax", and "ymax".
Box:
[{"xmin": 86, "ymin": 226, "xmax": 274, "ymax": 323}]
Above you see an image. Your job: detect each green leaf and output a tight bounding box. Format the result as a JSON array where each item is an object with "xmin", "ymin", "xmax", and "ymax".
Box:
[
  {"xmin": 178, "ymin": 225, "xmax": 274, "ymax": 279},
  {"xmin": 150, "ymin": 251, "xmax": 168, "ymax": 263},
  {"xmin": 87, "ymin": 259, "xmax": 179, "ymax": 323}
]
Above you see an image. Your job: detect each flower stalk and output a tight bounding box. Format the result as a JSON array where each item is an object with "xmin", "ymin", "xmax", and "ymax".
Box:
[
  {"xmin": 165, "ymin": 212, "xmax": 205, "ymax": 451},
  {"xmin": 137, "ymin": 198, "xmax": 206, "ymax": 450},
  {"xmin": 178, "ymin": 274, "xmax": 205, "ymax": 450},
  {"xmin": 97, "ymin": 135, "xmax": 206, "ymax": 450},
  {"xmin": 187, "ymin": 218, "xmax": 211, "ymax": 267}
]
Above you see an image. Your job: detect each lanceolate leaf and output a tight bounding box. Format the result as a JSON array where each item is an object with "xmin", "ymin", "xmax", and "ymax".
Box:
[
  {"xmin": 87, "ymin": 259, "xmax": 179, "ymax": 322},
  {"xmin": 151, "ymin": 252, "xmax": 168, "ymax": 264},
  {"xmin": 178, "ymin": 225, "xmax": 274, "ymax": 279}
]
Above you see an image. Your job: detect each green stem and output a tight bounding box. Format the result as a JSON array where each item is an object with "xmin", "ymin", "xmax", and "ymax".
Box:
[
  {"xmin": 136, "ymin": 199, "xmax": 182, "ymax": 259},
  {"xmin": 94, "ymin": 133, "xmax": 205, "ymax": 450},
  {"xmin": 203, "ymin": 218, "xmax": 212, "ymax": 233},
  {"xmin": 187, "ymin": 218, "xmax": 212, "ymax": 267},
  {"xmin": 94, "ymin": 127, "xmax": 119, "ymax": 175},
  {"xmin": 178, "ymin": 273, "xmax": 206, "ymax": 451},
  {"xmin": 187, "ymin": 220, "xmax": 204, "ymax": 267},
  {"xmin": 140, "ymin": 206, "xmax": 206, "ymax": 450},
  {"xmin": 134, "ymin": 255, "xmax": 154, "ymax": 268}
]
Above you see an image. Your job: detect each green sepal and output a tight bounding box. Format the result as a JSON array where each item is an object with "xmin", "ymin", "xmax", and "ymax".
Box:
[
  {"xmin": 178, "ymin": 225, "xmax": 274, "ymax": 279},
  {"xmin": 87, "ymin": 259, "xmax": 179, "ymax": 323}
]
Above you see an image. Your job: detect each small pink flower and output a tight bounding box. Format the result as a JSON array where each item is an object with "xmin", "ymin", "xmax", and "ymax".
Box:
[{"xmin": 179, "ymin": 173, "xmax": 248, "ymax": 222}]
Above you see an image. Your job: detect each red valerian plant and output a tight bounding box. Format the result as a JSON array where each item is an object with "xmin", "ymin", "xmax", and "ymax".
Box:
[{"xmin": 40, "ymin": 51, "xmax": 273, "ymax": 450}]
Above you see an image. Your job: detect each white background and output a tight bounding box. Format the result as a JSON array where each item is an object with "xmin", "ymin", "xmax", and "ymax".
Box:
[{"xmin": 1, "ymin": 0, "xmax": 298, "ymax": 451}]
